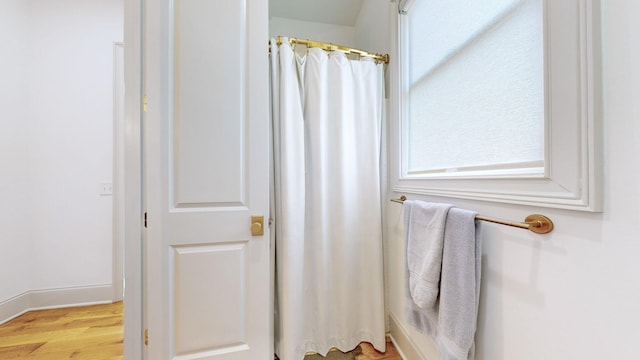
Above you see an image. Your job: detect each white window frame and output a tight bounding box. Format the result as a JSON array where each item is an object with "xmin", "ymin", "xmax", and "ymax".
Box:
[{"xmin": 389, "ymin": 0, "xmax": 602, "ymax": 212}]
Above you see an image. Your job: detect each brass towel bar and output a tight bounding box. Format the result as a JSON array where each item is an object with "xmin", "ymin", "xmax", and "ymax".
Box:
[{"xmin": 391, "ymin": 196, "xmax": 554, "ymax": 234}]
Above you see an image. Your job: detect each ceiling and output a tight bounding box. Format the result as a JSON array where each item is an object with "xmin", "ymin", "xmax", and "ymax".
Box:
[{"xmin": 269, "ymin": 0, "xmax": 364, "ymax": 26}]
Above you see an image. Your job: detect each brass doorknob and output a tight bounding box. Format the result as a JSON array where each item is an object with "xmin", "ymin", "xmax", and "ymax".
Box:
[{"xmin": 251, "ymin": 215, "xmax": 264, "ymax": 236}]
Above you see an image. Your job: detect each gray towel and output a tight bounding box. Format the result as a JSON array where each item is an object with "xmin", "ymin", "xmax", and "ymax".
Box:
[
  {"xmin": 403, "ymin": 200, "xmax": 453, "ymax": 309},
  {"xmin": 405, "ymin": 204, "xmax": 482, "ymax": 360}
]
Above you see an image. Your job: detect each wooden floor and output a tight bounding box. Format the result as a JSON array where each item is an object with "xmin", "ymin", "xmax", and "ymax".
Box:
[
  {"xmin": 0, "ymin": 303, "xmax": 401, "ymax": 360},
  {"xmin": 0, "ymin": 302, "xmax": 123, "ymax": 360},
  {"xmin": 355, "ymin": 341, "xmax": 402, "ymax": 360},
  {"xmin": 300, "ymin": 338, "xmax": 402, "ymax": 360}
]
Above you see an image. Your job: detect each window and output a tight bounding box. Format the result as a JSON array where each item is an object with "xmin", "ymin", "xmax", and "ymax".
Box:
[{"xmin": 391, "ymin": 0, "xmax": 602, "ymax": 211}]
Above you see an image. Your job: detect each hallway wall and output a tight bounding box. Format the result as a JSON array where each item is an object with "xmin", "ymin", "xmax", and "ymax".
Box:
[
  {"xmin": 0, "ymin": 0, "xmax": 32, "ymax": 306},
  {"xmin": 28, "ymin": 0, "xmax": 122, "ymax": 293},
  {"xmin": 386, "ymin": 1, "xmax": 640, "ymax": 359},
  {"xmin": 0, "ymin": 0, "xmax": 123, "ymax": 322}
]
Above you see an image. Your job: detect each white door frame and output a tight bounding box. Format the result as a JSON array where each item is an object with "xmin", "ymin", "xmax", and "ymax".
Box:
[
  {"xmin": 112, "ymin": 41, "xmax": 125, "ymax": 303},
  {"xmin": 123, "ymin": 0, "xmax": 144, "ymax": 358}
]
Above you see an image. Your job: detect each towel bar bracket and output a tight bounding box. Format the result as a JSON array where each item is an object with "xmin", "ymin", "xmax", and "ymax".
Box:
[{"xmin": 524, "ymin": 214, "xmax": 554, "ymax": 234}]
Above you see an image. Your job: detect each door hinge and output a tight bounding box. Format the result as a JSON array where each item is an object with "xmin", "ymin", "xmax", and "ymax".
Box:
[
  {"xmin": 143, "ymin": 95, "xmax": 148, "ymax": 112},
  {"xmin": 144, "ymin": 212, "xmax": 147, "ymax": 228},
  {"xmin": 144, "ymin": 328, "xmax": 149, "ymax": 346}
]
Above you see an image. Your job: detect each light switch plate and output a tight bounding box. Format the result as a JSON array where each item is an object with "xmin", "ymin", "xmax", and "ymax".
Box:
[{"xmin": 100, "ymin": 182, "xmax": 113, "ymax": 196}]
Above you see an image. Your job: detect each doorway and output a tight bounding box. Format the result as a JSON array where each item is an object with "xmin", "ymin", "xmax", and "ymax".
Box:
[{"xmin": 0, "ymin": 0, "xmax": 126, "ymax": 352}]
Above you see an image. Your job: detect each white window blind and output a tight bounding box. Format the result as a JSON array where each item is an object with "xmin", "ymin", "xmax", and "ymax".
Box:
[{"xmin": 405, "ymin": 0, "xmax": 544, "ymax": 177}]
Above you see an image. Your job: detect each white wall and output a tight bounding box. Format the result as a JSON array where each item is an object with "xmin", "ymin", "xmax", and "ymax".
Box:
[
  {"xmin": 270, "ymin": 16, "xmax": 356, "ymax": 48},
  {"xmin": 387, "ymin": 1, "xmax": 640, "ymax": 359},
  {"xmin": 0, "ymin": 0, "xmax": 32, "ymax": 304},
  {"xmin": 0, "ymin": 0, "xmax": 123, "ymax": 320},
  {"xmin": 28, "ymin": 0, "xmax": 122, "ymax": 291},
  {"xmin": 270, "ymin": 1, "xmax": 392, "ymax": 58},
  {"xmin": 355, "ymin": 0, "xmax": 392, "ymax": 56}
]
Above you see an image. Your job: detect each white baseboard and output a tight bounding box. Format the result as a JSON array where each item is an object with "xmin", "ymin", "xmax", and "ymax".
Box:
[
  {"xmin": 388, "ymin": 332, "xmax": 409, "ymax": 360},
  {"xmin": 0, "ymin": 284, "xmax": 114, "ymax": 325},
  {"xmin": 0, "ymin": 292, "xmax": 31, "ymax": 326},
  {"xmin": 389, "ymin": 313, "xmax": 433, "ymax": 360}
]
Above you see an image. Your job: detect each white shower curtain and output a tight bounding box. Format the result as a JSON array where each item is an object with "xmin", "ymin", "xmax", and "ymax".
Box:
[{"xmin": 270, "ymin": 39, "xmax": 386, "ymax": 360}]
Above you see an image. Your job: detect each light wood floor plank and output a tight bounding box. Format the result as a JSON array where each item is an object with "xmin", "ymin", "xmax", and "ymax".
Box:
[{"xmin": 0, "ymin": 302, "xmax": 123, "ymax": 359}]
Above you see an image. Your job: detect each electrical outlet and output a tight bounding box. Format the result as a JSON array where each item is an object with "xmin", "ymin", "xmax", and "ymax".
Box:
[{"xmin": 100, "ymin": 182, "xmax": 113, "ymax": 196}]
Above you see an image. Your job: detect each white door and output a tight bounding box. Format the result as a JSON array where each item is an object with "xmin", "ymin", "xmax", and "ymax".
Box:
[{"xmin": 144, "ymin": 0, "xmax": 271, "ymax": 359}]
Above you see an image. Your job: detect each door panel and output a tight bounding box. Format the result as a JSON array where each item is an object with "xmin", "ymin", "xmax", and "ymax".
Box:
[
  {"xmin": 173, "ymin": 243, "xmax": 247, "ymax": 355},
  {"xmin": 144, "ymin": 0, "xmax": 270, "ymax": 358},
  {"xmin": 173, "ymin": 0, "xmax": 246, "ymax": 206}
]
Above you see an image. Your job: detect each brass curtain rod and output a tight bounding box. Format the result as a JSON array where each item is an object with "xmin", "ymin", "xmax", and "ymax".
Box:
[
  {"xmin": 391, "ymin": 196, "xmax": 554, "ymax": 234},
  {"xmin": 275, "ymin": 36, "xmax": 390, "ymax": 64}
]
